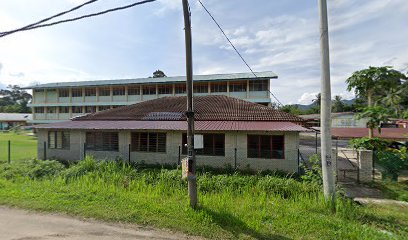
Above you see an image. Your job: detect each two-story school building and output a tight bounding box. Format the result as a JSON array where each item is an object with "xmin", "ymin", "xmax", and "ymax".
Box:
[
  {"xmin": 26, "ymin": 71, "xmax": 277, "ymax": 124},
  {"xmin": 34, "ymin": 95, "xmax": 308, "ymax": 172}
]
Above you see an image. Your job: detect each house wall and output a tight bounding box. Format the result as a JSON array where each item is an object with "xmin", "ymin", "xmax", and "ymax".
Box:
[
  {"xmin": 36, "ymin": 129, "xmax": 300, "ymax": 173},
  {"xmin": 332, "ymin": 114, "xmax": 368, "ymax": 128}
]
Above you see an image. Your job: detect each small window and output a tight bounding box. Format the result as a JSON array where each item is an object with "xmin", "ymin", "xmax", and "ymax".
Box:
[
  {"xmin": 229, "ymin": 81, "xmax": 247, "ymax": 92},
  {"xmin": 131, "ymin": 132, "xmax": 166, "ymax": 153},
  {"xmin": 182, "ymin": 133, "xmax": 225, "ymax": 156},
  {"xmin": 48, "ymin": 131, "xmax": 70, "ymax": 149},
  {"xmin": 72, "ymin": 106, "xmax": 83, "ymax": 114},
  {"xmin": 175, "ymin": 84, "xmax": 186, "ymax": 94},
  {"xmin": 99, "ymin": 87, "xmax": 110, "ymax": 96},
  {"xmin": 59, "ymin": 89, "xmax": 69, "ymax": 98},
  {"xmin": 249, "ymin": 80, "xmax": 268, "ymax": 91},
  {"xmin": 72, "ymin": 88, "xmax": 83, "ymax": 97},
  {"xmin": 85, "ymin": 88, "xmax": 96, "ymax": 96},
  {"xmin": 47, "ymin": 107, "xmax": 57, "ymax": 114},
  {"xmin": 158, "ymin": 85, "xmax": 172, "ymax": 94},
  {"xmin": 98, "ymin": 106, "xmax": 111, "ymax": 111},
  {"xmin": 85, "ymin": 106, "xmax": 96, "ymax": 113},
  {"xmin": 210, "ymin": 82, "xmax": 227, "ymax": 93},
  {"xmin": 247, "ymin": 135, "xmax": 284, "ymax": 159},
  {"xmin": 34, "ymin": 89, "xmax": 44, "ymax": 93},
  {"xmin": 113, "ymin": 87, "xmax": 125, "ymax": 96},
  {"xmin": 128, "ymin": 86, "xmax": 140, "ymax": 95},
  {"xmin": 194, "ymin": 83, "xmax": 208, "ymax": 93},
  {"xmin": 86, "ymin": 132, "xmax": 119, "ymax": 151},
  {"xmin": 35, "ymin": 107, "xmax": 45, "ymax": 113},
  {"xmin": 59, "ymin": 106, "xmax": 70, "ymax": 113},
  {"xmin": 143, "ymin": 85, "xmax": 156, "ymax": 95}
]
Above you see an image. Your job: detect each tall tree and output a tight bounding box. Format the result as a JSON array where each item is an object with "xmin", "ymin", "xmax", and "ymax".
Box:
[
  {"xmin": 0, "ymin": 85, "xmax": 32, "ymax": 113},
  {"xmin": 382, "ymin": 87, "xmax": 403, "ymax": 117},
  {"xmin": 152, "ymin": 70, "xmax": 167, "ymax": 78},
  {"xmin": 312, "ymin": 93, "xmax": 321, "ymax": 107},
  {"xmin": 346, "ymin": 66, "xmax": 406, "ymax": 107}
]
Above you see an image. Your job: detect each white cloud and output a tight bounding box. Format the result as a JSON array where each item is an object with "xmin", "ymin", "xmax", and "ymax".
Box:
[{"xmin": 298, "ymin": 92, "xmax": 319, "ymax": 105}]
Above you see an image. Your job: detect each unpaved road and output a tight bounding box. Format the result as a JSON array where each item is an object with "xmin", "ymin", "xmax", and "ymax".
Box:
[{"xmin": 0, "ymin": 206, "xmax": 200, "ymax": 240}]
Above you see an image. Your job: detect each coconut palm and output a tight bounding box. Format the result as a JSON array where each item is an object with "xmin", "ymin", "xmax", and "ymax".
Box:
[{"xmin": 332, "ymin": 95, "xmax": 344, "ymax": 113}]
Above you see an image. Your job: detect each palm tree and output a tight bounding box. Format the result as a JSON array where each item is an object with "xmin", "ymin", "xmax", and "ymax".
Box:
[
  {"xmin": 312, "ymin": 93, "xmax": 321, "ymax": 106},
  {"xmin": 382, "ymin": 87, "xmax": 403, "ymax": 117},
  {"xmin": 332, "ymin": 95, "xmax": 344, "ymax": 113}
]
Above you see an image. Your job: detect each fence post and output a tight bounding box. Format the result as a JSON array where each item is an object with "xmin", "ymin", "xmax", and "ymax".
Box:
[
  {"xmin": 315, "ymin": 131, "xmax": 318, "ymax": 154},
  {"xmin": 43, "ymin": 141, "xmax": 46, "ymax": 160},
  {"xmin": 8, "ymin": 140, "xmax": 11, "ymax": 164},
  {"xmin": 128, "ymin": 144, "xmax": 131, "ymax": 164},
  {"xmin": 234, "ymin": 148, "xmax": 237, "ymax": 170},
  {"xmin": 83, "ymin": 142, "xmax": 87, "ymax": 160},
  {"xmin": 178, "ymin": 146, "xmax": 181, "ymax": 165}
]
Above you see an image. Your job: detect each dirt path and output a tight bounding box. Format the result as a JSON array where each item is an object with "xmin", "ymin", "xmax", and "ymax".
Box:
[{"xmin": 0, "ymin": 206, "xmax": 200, "ymax": 240}]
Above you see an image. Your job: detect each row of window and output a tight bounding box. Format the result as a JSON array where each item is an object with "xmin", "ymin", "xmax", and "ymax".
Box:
[
  {"xmin": 35, "ymin": 105, "xmax": 123, "ymax": 114},
  {"xmin": 47, "ymin": 131, "xmax": 285, "ymax": 159},
  {"xmin": 35, "ymin": 80, "xmax": 269, "ymax": 97}
]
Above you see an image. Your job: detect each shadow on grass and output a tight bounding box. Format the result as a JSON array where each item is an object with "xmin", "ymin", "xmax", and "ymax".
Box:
[{"xmin": 198, "ymin": 206, "xmax": 291, "ymax": 240}]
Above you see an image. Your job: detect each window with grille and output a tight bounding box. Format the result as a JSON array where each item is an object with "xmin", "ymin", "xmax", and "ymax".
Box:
[
  {"xmin": 48, "ymin": 131, "xmax": 70, "ymax": 149},
  {"xmin": 47, "ymin": 107, "xmax": 57, "ymax": 114},
  {"xmin": 98, "ymin": 106, "xmax": 111, "ymax": 111},
  {"xmin": 35, "ymin": 107, "xmax": 45, "ymax": 113},
  {"xmin": 59, "ymin": 106, "xmax": 70, "ymax": 113},
  {"xmin": 158, "ymin": 85, "xmax": 172, "ymax": 94},
  {"xmin": 175, "ymin": 84, "xmax": 186, "ymax": 94},
  {"xmin": 85, "ymin": 106, "xmax": 96, "ymax": 113},
  {"xmin": 249, "ymin": 80, "xmax": 268, "ymax": 91},
  {"xmin": 72, "ymin": 88, "xmax": 83, "ymax": 97},
  {"xmin": 210, "ymin": 82, "xmax": 227, "ymax": 92},
  {"xmin": 99, "ymin": 87, "xmax": 110, "ymax": 96},
  {"xmin": 247, "ymin": 135, "xmax": 284, "ymax": 159},
  {"xmin": 86, "ymin": 132, "xmax": 119, "ymax": 151},
  {"xmin": 143, "ymin": 85, "xmax": 156, "ymax": 95},
  {"xmin": 128, "ymin": 86, "xmax": 140, "ymax": 95},
  {"xmin": 59, "ymin": 89, "xmax": 69, "ymax": 97},
  {"xmin": 85, "ymin": 88, "xmax": 96, "ymax": 96},
  {"xmin": 131, "ymin": 132, "xmax": 166, "ymax": 153},
  {"xmin": 194, "ymin": 83, "xmax": 208, "ymax": 93},
  {"xmin": 229, "ymin": 81, "xmax": 247, "ymax": 92},
  {"xmin": 112, "ymin": 87, "xmax": 125, "ymax": 96},
  {"xmin": 182, "ymin": 133, "xmax": 225, "ymax": 156},
  {"xmin": 72, "ymin": 106, "xmax": 83, "ymax": 113}
]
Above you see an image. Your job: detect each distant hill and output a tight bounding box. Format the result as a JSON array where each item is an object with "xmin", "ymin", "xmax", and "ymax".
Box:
[{"xmin": 292, "ymin": 98, "xmax": 355, "ymax": 110}]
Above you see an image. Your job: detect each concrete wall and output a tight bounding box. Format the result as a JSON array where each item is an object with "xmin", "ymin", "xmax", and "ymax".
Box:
[{"xmin": 37, "ymin": 129, "xmax": 300, "ymax": 173}]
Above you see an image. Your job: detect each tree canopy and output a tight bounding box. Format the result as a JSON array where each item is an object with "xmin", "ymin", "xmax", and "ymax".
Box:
[{"xmin": 0, "ymin": 85, "xmax": 32, "ymax": 113}]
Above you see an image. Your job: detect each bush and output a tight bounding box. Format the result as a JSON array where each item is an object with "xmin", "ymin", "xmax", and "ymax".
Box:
[
  {"xmin": 376, "ymin": 147, "xmax": 408, "ymax": 181},
  {"xmin": 28, "ymin": 159, "xmax": 65, "ymax": 179},
  {"xmin": 349, "ymin": 137, "xmax": 389, "ymax": 151},
  {"xmin": 300, "ymin": 154, "xmax": 322, "ymax": 184}
]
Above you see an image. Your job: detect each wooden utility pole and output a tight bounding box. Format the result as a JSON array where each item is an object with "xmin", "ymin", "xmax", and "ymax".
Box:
[
  {"xmin": 182, "ymin": 0, "xmax": 198, "ymax": 208},
  {"xmin": 318, "ymin": 0, "xmax": 336, "ymax": 205}
]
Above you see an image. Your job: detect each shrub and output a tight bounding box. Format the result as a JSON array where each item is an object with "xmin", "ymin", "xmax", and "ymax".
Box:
[
  {"xmin": 28, "ymin": 159, "xmax": 65, "ymax": 179},
  {"xmin": 349, "ymin": 137, "xmax": 389, "ymax": 151},
  {"xmin": 300, "ymin": 154, "xmax": 322, "ymax": 184},
  {"xmin": 376, "ymin": 147, "xmax": 408, "ymax": 181}
]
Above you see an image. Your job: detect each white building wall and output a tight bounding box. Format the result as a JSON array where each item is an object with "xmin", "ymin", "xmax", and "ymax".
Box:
[{"xmin": 37, "ymin": 129, "xmax": 300, "ymax": 173}]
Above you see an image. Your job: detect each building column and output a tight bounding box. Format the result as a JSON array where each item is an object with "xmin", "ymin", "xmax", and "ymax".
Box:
[
  {"xmin": 227, "ymin": 81, "xmax": 230, "ymax": 96},
  {"xmin": 246, "ymin": 80, "xmax": 250, "ymax": 99}
]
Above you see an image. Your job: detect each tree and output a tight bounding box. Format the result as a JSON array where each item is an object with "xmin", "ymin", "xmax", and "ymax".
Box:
[
  {"xmin": 152, "ymin": 70, "xmax": 167, "ymax": 78},
  {"xmin": 382, "ymin": 87, "xmax": 403, "ymax": 117},
  {"xmin": 332, "ymin": 95, "xmax": 345, "ymax": 113},
  {"xmin": 346, "ymin": 66, "xmax": 406, "ymax": 108},
  {"xmin": 356, "ymin": 106, "xmax": 390, "ymax": 138},
  {"xmin": 280, "ymin": 105, "xmax": 304, "ymax": 115},
  {"xmin": 0, "ymin": 85, "xmax": 32, "ymax": 113},
  {"xmin": 312, "ymin": 93, "xmax": 321, "ymax": 107}
]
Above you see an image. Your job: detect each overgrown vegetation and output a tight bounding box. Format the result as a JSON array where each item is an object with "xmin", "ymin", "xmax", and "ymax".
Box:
[{"xmin": 0, "ymin": 156, "xmax": 407, "ymax": 239}]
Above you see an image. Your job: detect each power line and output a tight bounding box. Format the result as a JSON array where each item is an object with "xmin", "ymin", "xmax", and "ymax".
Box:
[
  {"xmin": 0, "ymin": 0, "xmax": 99, "ymax": 37},
  {"xmin": 0, "ymin": 0, "xmax": 157, "ymax": 38},
  {"xmin": 196, "ymin": 0, "xmax": 283, "ymax": 107}
]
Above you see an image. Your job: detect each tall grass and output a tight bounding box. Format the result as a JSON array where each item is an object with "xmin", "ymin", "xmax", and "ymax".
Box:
[{"xmin": 0, "ymin": 156, "xmax": 406, "ymax": 239}]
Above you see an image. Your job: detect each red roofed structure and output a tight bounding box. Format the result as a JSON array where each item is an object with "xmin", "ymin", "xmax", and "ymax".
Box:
[{"xmin": 34, "ymin": 95, "xmax": 308, "ymax": 172}]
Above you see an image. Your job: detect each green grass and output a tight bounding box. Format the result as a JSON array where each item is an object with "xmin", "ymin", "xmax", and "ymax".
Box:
[
  {"xmin": 0, "ymin": 131, "xmax": 37, "ymax": 162},
  {"xmin": 370, "ymin": 180, "xmax": 408, "ymax": 202},
  {"xmin": 0, "ymin": 157, "xmax": 407, "ymax": 239}
]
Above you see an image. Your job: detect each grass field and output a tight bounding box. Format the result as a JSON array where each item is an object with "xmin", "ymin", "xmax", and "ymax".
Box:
[
  {"xmin": 0, "ymin": 131, "xmax": 37, "ymax": 162},
  {"xmin": 0, "ymin": 157, "xmax": 407, "ymax": 239}
]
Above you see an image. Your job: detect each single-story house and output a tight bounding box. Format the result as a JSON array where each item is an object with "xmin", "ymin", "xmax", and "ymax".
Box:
[
  {"xmin": 300, "ymin": 112, "xmax": 368, "ymax": 128},
  {"xmin": 0, "ymin": 113, "xmax": 32, "ymax": 130},
  {"xmin": 34, "ymin": 95, "xmax": 308, "ymax": 172}
]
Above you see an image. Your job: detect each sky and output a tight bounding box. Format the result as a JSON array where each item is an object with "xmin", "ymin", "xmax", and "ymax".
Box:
[{"xmin": 0, "ymin": 0, "xmax": 407, "ymax": 105}]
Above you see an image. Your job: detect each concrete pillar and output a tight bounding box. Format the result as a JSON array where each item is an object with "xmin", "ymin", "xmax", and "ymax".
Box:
[{"xmin": 358, "ymin": 150, "xmax": 373, "ymax": 183}]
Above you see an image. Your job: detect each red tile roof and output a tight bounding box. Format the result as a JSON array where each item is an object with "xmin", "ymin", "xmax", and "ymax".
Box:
[
  {"xmin": 34, "ymin": 120, "xmax": 309, "ymax": 132},
  {"xmin": 332, "ymin": 128, "xmax": 408, "ymax": 140},
  {"xmin": 75, "ymin": 95, "xmax": 304, "ymax": 122}
]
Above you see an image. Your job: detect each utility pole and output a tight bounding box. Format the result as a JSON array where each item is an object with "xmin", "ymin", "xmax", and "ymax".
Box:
[
  {"xmin": 182, "ymin": 0, "xmax": 198, "ymax": 208},
  {"xmin": 318, "ymin": 0, "xmax": 335, "ymax": 205}
]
